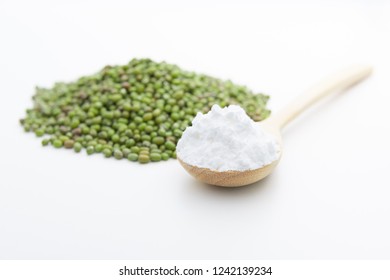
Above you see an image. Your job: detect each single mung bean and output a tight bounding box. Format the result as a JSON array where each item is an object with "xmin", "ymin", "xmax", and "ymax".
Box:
[
  {"xmin": 165, "ymin": 141, "xmax": 175, "ymax": 151},
  {"xmin": 152, "ymin": 136, "xmax": 164, "ymax": 145},
  {"xmin": 86, "ymin": 146, "xmax": 95, "ymax": 155},
  {"xmin": 131, "ymin": 146, "xmax": 140, "ymax": 154},
  {"xmin": 138, "ymin": 154, "xmax": 150, "ymax": 164},
  {"xmin": 41, "ymin": 139, "xmax": 50, "ymax": 146},
  {"xmin": 102, "ymin": 148, "xmax": 112, "ymax": 158},
  {"xmin": 74, "ymin": 142, "xmax": 82, "ymax": 153},
  {"xmin": 52, "ymin": 139, "xmax": 63, "ymax": 148},
  {"xmin": 35, "ymin": 129, "xmax": 45, "ymax": 137},
  {"xmin": 64, "ymin": 139, "xmax": 75, "ymax": 149},
  {"xmin": 95, "ymin": 144, "xmax": 103, "ymax": 152},
  {"xmin": 150, "ymin": 153, "xmax": 162, "ymax": 162},
  {"xmin": 127, "ymin": 153, "xmax": 138, "ymax": 161},
  {"xmin": 114, "ymin": 149, "xmax": 123, "ymax": 160}
]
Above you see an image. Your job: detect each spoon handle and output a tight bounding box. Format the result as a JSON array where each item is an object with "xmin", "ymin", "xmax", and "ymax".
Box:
[{"xmin": 269, "ymin": 65, "xmax": 373, "ymax": 129}]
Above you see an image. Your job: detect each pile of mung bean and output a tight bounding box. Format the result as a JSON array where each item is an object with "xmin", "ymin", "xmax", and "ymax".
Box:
[{"xmin": 20, "ymin": 58, "xmax": 270, "ymax": 163}]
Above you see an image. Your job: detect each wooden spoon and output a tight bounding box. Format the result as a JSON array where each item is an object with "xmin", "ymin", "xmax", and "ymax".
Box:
[{"xmin": 178, "ymin": 65, "xmax": 372, "ymax": 187}]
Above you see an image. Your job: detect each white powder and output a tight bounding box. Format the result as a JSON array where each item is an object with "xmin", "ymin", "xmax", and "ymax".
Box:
[{"xmin": 176, "ymin": 105, "xmax": 280, "ymax": 171}]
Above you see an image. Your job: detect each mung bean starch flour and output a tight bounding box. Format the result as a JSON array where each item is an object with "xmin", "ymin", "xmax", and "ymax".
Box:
[{"xmin": 176, "ymin": 105, "xmax": 279, "ymax": 171}]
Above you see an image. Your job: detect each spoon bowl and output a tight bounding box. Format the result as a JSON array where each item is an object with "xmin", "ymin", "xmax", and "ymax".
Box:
[
  {"xmin": 178, "ymin": 120, "xmax": 283, "ymax": 187},
  {"xmin": 178, "ymin": 65, "xmax": 372, "ymax": 187},
  {"xmin": 178, "ymin": 156, "xmax": 281, "ymax": 187}
]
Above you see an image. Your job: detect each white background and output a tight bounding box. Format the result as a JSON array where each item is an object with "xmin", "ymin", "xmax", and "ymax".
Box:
[{"xmin": 0, "ymin": 0, "xmax": 389, "ymax": 259}]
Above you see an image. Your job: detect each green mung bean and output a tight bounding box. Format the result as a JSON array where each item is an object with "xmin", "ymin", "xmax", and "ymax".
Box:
[
  {"xmin": 74, "ymin": 142, "xmax": 82, "ymax": 153},
  {"xmin": 138, "ymin": 154, "xmax": 150, "ymax": 164},
  {"xmin": 127, "ymin": 153, "xmax": 138, "ymax": 161},
  {"xmin": 21, "ymin": 58, "xmax": 270, "ymax": 164}
]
